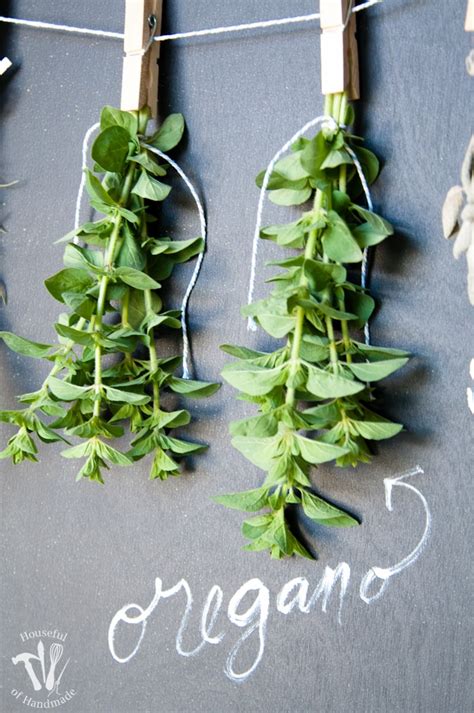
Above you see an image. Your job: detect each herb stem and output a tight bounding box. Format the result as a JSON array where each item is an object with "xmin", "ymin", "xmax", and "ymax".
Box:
[
  {"xmin": 336, "ymin": 91, "xmax": 353, "ymax": 364},
  {"xmin": 93, "ymin": 164, "xmax": 136, "ymax": 418},
  {"xmin": 144, "ymin": 288, "xmax": 160, "ymax": 416}
]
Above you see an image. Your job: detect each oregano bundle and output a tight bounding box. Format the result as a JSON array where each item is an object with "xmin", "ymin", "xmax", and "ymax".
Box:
[
  {"xmin": 0, "ymin": 105, "xmax": 218, "ymax": 483},
  {"xmin": 217, "ymin": 92, "xmax": 409, "ymax": 559}
]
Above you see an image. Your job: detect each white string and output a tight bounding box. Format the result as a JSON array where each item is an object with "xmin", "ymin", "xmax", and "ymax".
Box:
[
  {"xmin": 247, "ymin": 115, "xmax": 338, "ymax": 331},
  {"xmin": 0, "ymin": 16, "xmax": 123, "ymax": 39},
  {"xmin": 248, "ymin": 121, "xmax": 375, "ymax": 346},
  {"xmin": 74, "ymin": 122, "xmax": 100, "ymax": 238},
  {"xmin": 145, "ymin": 145, "xmax": 206, "ymax": 380},
  {"xmin": 0, "ymin": 1, "xmax": 382, "ymax": 44},
  {"xmin": 72, "ymin": 126, "xmax": 205, "ymax": 379}
]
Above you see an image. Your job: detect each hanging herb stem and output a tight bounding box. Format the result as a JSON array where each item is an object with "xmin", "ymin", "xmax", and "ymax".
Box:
[
  {"xmin": 218, "ymin": 92, "xmax": 409, "ymax": 559},
  {"xmin": 0, "ymin": 106, "xmax": 219, "ymax": 482}
]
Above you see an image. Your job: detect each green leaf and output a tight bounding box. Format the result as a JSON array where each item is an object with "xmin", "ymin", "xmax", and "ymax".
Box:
[
  {"xmin": 100, "ymin": 105, "xmax": 138, "ymax": 136},
  {"xmin": 300, "ymin": 131, "xmax": 331, "ymax": 179},
  {"xmin": 344, "ymin": 290, "xmax": 375, "ymax": 323},
  {"xmin": 348, "ymin": 357, "xmax": 408, "ymax": 382},
  {"xmin": 84, "ymin": 169, "xmax": 116, "ymax": 207},
  {"xmin": 132, "ymin": 171, "xmax": 171, "ymax": 201},
  {"xmin": 149, "ymin": 237, "xmax": 204, "ymax": 263},
  {"xmin": 115, "ymin": 266, "xmax": 160, "ymax": 290},
  {"xmin": 322, "ymin": 211, "xmax": 363, "ymax": 263},
  {"xmin": 268, "ymin": 509, "xmax": 291, "ymax": 554},
  {"xmin": 351, "ymin": 205, "xmax": 393, "ymax": 237},
  {"xmin": 260, "ymin": 221, "xmax": 305, "ymax": 248},
  {"xmin": 303, "ymin": 259, "xmax": 346, "ymax": 291},
  {"xmin": 351, "ymin": 410, "xmax": 403, "ymax": 440},
  {"xmin": 352, "ymin": 146, "xmax": 379, "ymax": 185},
  {"xmin": 294, "ymin": 435, "xmax": 348, "ymax": 464},
  {"xmin": 257, "ymin": 313, "xmax": 296, "ymax": 339},
  {"xmin": 220, "ymin": 344, "xmax": 269, "ymax": 360},
  {"xmin": 130, "ymin": 151, "xmax": 166, "ymax": 176},
  {"xmin": 272, "ymin": 152, "xmax": 309, "ymax": 181},
  {"xmin": 92, "ymin": 126, "xmax": 131, "ymax": 173},
  {"xmin": 269, "ymin": 187, "xmax": 312, "ymax": 206},
  {"xmin": 352, "ymin": 222, "xmax": 392, "ymax": 248},
  {"xmin": 321, "ymin": 148, "xmax": 352, "ymax": 169},
  {"xmin": 155, "ymin": 409, "xmax": 191, "ymax": 429},
  {"xmin": 213, "ymin": 486, "xmax": 270, "ymax": 512},
  {"xmin": 104, "ymin": 386, "xmax": 150, "ymax": 405},
  {"xmin": 148, "ymin": 113, "xmax": 185, "ymax": 151},
  {"xmin": 300, "ymin": 490, "xmax": 359, "ymax": 527},
  {"xmin": 61, "ymin": 441, "xmax": 92, "ymax": 459},
  {"xmin": 160, "ymin": 435, "xmax": 206, "ymax": 455},
  {"xmin": 222, "ymin": 362, "xmax": 287, "ymax": 396},
  {"xmin": 353, "ymin": 341, "xmax": 410, "ymax": 359},
  {"xmin": 117, "ymin": 228, "xmax": 146, "ymax": 270},
  {"xmin": 54, "ymin": 323, "xmax": 94, "ymax": 346},
  {"xmin": 305, "ymin": 363, "xmax": 364, "ymax": 398},
  {"xmin": 167, "ymin": 377, "xmax": 221, "ymax": 399},
  {"xmin": 127, "ymin": 289, "xmax": 162, "ymax": 329},
  {"xmin": 242, "ymin": 514, "xmax": 273, "ymax": 540},
  {"xmin": 48, "ymin": 378, "xmax": 91, "ymax": 401},
  {"xmin": 0, "ymin": 332, "xmax": 52, "ymax": 359},
  {"xmin": 96, "ymin": 440, "xmax": 133, "ymax": 466},
  {"xmin": 231, "ymin": 435, "xmax": 278, "ymax": 470},
  {"xmin": 45, "ymin": 268, "xmax": 94, "ymax": 303},
  {"xmin": 229, "ymin": 411, "xmax": 279, "ymax": 438},
  {"xmin": 63, "ymin": 243, "xmax": 103, "ymax": 271}
]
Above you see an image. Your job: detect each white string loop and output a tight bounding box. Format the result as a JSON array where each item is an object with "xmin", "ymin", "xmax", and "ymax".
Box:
[
  {"xmin": 74, "ymin": 122, "xmax": 100, "ymax": 236},
  {"xmin": 248, "ymin": 119, "xmax": 375, "ymax": 346},
  {"xmin": 247, "ymin": 115, "xmax": 338, "ymax": 331},
  {"xmin": 144, "ymin": 145, "xmax": 206, "ymax": 380},
  {"xmin": 73, "ymin": 125, "xmax": 205, "ymax": 379},
  {"xmin": 0, "ymin": 2, "xmax": 382, "ymax": 44}
]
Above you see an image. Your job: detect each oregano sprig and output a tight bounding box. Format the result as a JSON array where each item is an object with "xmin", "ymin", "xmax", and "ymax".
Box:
[
  {"xmin": 217, "ymin": 92, "xmax": 409, "ymax": 559},
  {"xmin": 0, "ymin": 105, "xmax": 219, "ymax": 483}
]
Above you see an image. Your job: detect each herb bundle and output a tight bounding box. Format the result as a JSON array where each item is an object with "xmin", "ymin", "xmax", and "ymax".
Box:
[
  {"xmin": 217, "ymin": 92, "xmax": 409, "ymax": 559},
  {"xmin": 0, "ymin": 105, "xmax": 218, "ymax": 483}
]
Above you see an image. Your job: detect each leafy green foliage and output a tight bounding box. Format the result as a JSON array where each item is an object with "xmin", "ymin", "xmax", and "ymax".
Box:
[
  {"xmin": 217, "ymin": 93, "xmax": 408, "ymax": 559},
  {"xmin": 0, "ymin": 105, "xmax": 218, "ymax": 483}
]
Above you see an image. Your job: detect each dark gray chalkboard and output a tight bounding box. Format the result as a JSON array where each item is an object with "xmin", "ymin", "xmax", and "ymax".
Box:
[{"xmin": 1, "ymin": 1, "xmax": 473, "ymax": 711}]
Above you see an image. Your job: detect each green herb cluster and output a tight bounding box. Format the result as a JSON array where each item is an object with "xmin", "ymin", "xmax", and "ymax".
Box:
[
  {"xmin": 217, "ymin": 92, "xmax": 409, "ymax": 559},
  {"xmin": 0, "ymin": 105, "xmax": 218, "ymax": 483}
]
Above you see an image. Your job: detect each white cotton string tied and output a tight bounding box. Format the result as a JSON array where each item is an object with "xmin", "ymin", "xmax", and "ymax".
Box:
[
  {"xmin": 73, "ymin": 122, "xmax": 100, "ymax": 237},
  {"xmin": 0, "ymin": 1, "xmax": 382, "ymax": 44},
  {"xmin": 247, "ymin": 115, "xmax": 337, "ymax": 331},
  {"xmin": 73, "ymin": 125, "xmax": 206, "ymax": 380},
  {"xmin": 247, "ymin": 120, "xmax": 374, "ymax": 346},
  {"xmin": 144, "ymin": 144, "xmax": 207, "ymax": 380}
]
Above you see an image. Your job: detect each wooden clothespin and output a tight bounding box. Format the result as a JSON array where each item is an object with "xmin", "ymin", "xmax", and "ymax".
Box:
[
  {"xmin": 121, "ymin": 0, "xmax": 162, "ymax": 117},
  {"xmin": 0, "ymin": 57, "xmax": 12, "ymax": 76},
  {"xmin": 320, "ymin": 0, "xmax": 359, "ymax": 100},
  {"xmin": 466, "ymin": 0, "xmax": 474, "ymax": 31}
]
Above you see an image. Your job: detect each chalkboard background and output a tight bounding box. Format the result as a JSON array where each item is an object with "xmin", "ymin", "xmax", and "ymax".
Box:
[{"xmin": 1, "ymin": 1, "xmax": 473, "ymax": 711}]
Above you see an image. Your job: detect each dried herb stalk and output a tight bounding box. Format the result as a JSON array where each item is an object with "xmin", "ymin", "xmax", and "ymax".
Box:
[
  {"xmin": 0, "ymin": 105, "xmax": 218, "ymax": 483},
  {"xmin": 217, "ymin": 92, "xmax": 409, "ymax": 559}
]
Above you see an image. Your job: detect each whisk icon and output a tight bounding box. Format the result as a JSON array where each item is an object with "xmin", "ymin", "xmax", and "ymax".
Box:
[{"xmin": 46, "ymin": 643, "xmax": 63, "ymax": 691}]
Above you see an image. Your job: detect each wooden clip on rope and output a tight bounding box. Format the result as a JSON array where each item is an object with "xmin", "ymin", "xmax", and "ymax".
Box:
[
  {"xmin": 320, "ymin": 0, "xmax": 359, "ymax": 100},
  {"xmin": 121, "ymin": 0, "xmax": 162, "ymax": 117}
]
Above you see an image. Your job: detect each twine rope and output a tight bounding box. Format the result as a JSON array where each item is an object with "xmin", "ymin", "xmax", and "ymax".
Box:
[{"xmin": 0, "ymin": 2, "xmax": 381, "ymax": 44}]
